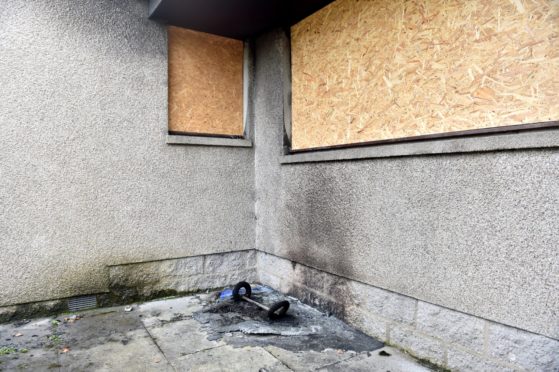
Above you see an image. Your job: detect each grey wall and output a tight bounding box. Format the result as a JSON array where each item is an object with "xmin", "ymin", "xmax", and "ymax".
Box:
[
  {"xmin": 253, "ymin": 30, "xmax": 559, "ymax": 340},
  {"xmin": 2, "ymin": 0, "xmax": 557, "ymax": 344},
  {"xmin": 0, "ymin": 0, "xmax": 254, "ymax": 306}
]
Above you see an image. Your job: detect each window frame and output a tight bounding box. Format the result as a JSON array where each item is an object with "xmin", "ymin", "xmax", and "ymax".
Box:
[
  {"xmin": 280, "ymin": 33, "xmax": 559, "ymax": 164},
  {"xmin": 166, "ymin": 40, "xmax": 253, "ymax": 148}
]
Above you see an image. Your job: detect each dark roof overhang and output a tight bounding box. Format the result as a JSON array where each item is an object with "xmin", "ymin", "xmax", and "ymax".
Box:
[{"xmin": 148, "ymin": 0, "xmax": 334, "ymax": 40}]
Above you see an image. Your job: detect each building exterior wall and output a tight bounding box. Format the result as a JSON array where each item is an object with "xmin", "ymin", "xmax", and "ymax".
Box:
[
  {"xmin": 258, "ymin": 251, "xmax": 559, "ymax": 371},
  {"xmin": 0, "ymin": 0, "xmax": 255, "ymax": 306},
  {"xmin": 1, "ymin": 1, "xmax": 558, "ymax": 369},
  {"xmin": 253, "ymin": 29, "xmax": 559, "ymax": 342}
]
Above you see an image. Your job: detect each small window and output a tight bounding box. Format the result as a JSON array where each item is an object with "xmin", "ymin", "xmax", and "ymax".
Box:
[{"xmin": 168, "ymin": 26, "xmax": 245, "ymax": 138}]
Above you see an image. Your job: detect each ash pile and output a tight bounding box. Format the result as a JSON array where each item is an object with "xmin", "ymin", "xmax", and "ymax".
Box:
[{"xmin": 193, "ymin": 283, "xmax": 383, "ymax": 353}]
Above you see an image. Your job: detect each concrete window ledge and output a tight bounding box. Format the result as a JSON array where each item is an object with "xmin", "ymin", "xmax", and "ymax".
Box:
[
  {"xmin": 167, "ymin": 134, "xmax": 252, "ymax": 148},
  {"xmin": 280, "ymin": 128, "xmax": 559, "ymax": 164}
]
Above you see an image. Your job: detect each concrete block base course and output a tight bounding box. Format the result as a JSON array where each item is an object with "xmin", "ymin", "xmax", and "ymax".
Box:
[
  {"xmin": 108, "ymin": 250, "xmax": 257, "ymax": 301},
  {"xmin": 257, "ymin": 251, "xmax": 559, "ymax": 372}
]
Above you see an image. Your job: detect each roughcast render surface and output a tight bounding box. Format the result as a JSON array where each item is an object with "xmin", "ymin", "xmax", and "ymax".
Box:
[{"xmin": 0, "ymin": 289, "xmax": 430, "ymax": 371}]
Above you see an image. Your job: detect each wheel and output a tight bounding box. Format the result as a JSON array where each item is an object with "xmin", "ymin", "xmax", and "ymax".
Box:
[
  {"xmin": 267, "ymin": 301, "xmax": 290, "ymax": 320},
  {"xmin": 232, "ymin": 281, "xmax": 252, "ymax": 301}
]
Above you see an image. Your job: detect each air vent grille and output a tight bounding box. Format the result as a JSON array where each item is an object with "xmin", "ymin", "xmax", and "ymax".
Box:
[{"xmin": 68, "ymin": 295, "xmax": 97, "ymax": 312}]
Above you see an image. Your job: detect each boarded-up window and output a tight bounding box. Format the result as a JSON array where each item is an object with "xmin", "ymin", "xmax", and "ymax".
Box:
[
  {"xmin": 168, "ymin": 26, "xmax": 244, "ymax": 136},
  {"xmin": 291, "ymin": 0, "xmax": 559, "ymax": 150}
]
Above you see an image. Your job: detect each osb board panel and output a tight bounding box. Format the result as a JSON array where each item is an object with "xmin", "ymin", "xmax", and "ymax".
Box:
[
  {"xmin": 291, "ymin": 0, "xmax": 559, "ymax": 150},
  {"xmin": 168, "ymin": 26, "xmax": 244, "ymax": 136}
]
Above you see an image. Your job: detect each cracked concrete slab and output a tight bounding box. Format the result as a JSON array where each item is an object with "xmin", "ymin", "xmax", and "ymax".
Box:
[
  {"xmin": 0, "ymin": 292, "xmax": 431, "ymax": 371},
  {"xmin": 264, "ymin": 345, "xmax": 357, "ymax": 371},
  {"xmin": 58, "ymin": 329, "xmax": 174, "ymax": 372},
  {"xmin": 317, "ymin": 346, "xmax": 432, "ymax": 372},
  {"xmin": 173, "ymin": 344, "xmax": 291, "ymax": 372},
  {"xmin": 146, "ymin": 318, "xmax": 224, "ymax": 360}
]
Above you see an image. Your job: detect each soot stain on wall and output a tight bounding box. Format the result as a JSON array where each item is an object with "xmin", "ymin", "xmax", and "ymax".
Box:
[{"xmin": 281, "ymin": 164, "xmax": 358, "ymax": 318}]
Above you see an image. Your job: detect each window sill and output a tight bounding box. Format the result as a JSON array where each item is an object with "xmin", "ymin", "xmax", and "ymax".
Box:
[
  {"xmin": 166, "ymin": 134, "xmax": 252, "ymax": 148},
  {"xmin": 281, "ymin": 128, "xmax": 559, "ymax": 164}
]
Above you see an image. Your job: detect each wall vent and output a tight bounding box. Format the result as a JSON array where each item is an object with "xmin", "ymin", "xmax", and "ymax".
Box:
[{"xmin": 67, "ymin": 295, "xmax": 97, "ymax": 312}]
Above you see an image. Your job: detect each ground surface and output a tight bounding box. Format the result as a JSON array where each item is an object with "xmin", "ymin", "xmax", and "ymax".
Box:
[{"xmin": 0, "ymin": 287, "xmax": 431, "ymax": 371}]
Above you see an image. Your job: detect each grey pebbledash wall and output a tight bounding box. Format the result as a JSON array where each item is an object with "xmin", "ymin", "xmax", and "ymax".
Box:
[
  {"xmin": 0, "ymin": 0, "xmax": 254, "ymax": 306},
  {"xmin": 1, "ymin": 1, "xmax": 558, "ymax": 368},
  {"xmin": 252, "ymin": 29, "xmax": 559, "ymax": 342}
]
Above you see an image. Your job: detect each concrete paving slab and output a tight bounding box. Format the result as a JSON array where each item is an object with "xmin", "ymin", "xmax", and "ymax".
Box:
[
  {"xmin": 52, "ymin": 306, "xmax": 173, "ymax": 371},
  {"xmin": 0, "ymin": 347, "xmax": 59, "ymax": 372},
  {"xmin": 0, "ymin": 317, "xmax": 55, "ymax": 349},
  {"xmin": 146, "ymin": 318, "xmax": 224, "ymax": 360},
  {"xmin": 55, "ymin": 308, "xmax": 146, "ymax": 348},
  {"xmin": 58, "ymin": 329, "xmax": 173, "ymax": 372},
  {"xmin": 137, "ymin": 295, "xmax": 205, "ymax": 327},
  {"xmin": 318, "ymin": 346, "xmax": 432, "ymax": 372},
  {"xmin": 0, "ymin": 317, "xmax": 59, "ymax": 371},
  {"xmin": 265, "ymin": 345, "xmax": 357, "ymax": 371},
  {"xmin": 173, "ymin": 344, "xmax": 291, "ymax": 372}
]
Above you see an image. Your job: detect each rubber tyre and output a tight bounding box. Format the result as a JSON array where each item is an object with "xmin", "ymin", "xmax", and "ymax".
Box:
[
  {"xmin": 233, "ymin": 281, "xmax": 252, "ymax": 301},
  {"xmin": 267, "ymin": 301, "xmax": 290, "ymax": 320}
]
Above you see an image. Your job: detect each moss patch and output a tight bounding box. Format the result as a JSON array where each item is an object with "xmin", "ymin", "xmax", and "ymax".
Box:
[{"xmin": 0, "ymin": 346, "xmax": 17, "ymax": 356}]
